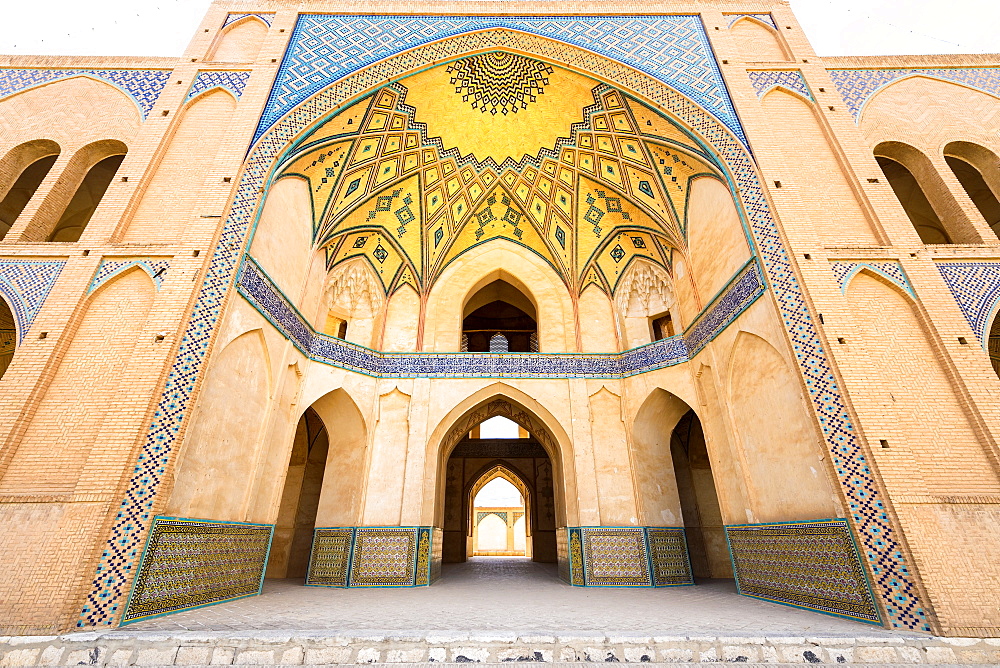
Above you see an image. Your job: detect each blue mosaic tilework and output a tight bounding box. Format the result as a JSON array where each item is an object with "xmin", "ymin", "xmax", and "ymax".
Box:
[
  {"xmin": 727, "ymin": 519, "xmax": 881, "ymax": 624},
  {"xmin": 936, "ymin": 262, "xmax": 1000, "ymax": 346},
  {"xmin": 725, "ymin": 13, "xmax": 777, "ymax": 29},
  {"xmin": 223, "ymin": 13, "xmax": 275, "ymax": 28},
  {"xmin": 831, "ymin": 261, "xmax": 913, "ymax": 297},
  {"xmin": 0, "ymin": 260, "xmax": 66, "ymax": 343},
  {"xmin": 80, "ymin": 31, "xmax": 929, "ymax": 631},
  {"xmin": 748, "ymin": 70, "xmax": 813, "ymax": 100},
  {"xmin": 254, "ymin": 15, "xmax": 745, "ymax": 145},
  {"xmin": 88, "ymin": 259, "xmax": 171, "ymax": 294},
  {"xmin": 829, "ymin": 68, "xmax": 1000, "ymax": 121},
  {"xmin": 0, "ymin": 69, "xmax": 170, "ymax": 120},
  {"xmin": 237, "ymin": 255, "xmax": 762, "ymax": 378},
  {"xmin": 185, "ymin": 71, "xmax": 252, "ymax": 103}
]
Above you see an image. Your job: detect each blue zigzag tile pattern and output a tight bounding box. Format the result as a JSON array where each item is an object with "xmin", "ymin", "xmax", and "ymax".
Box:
[
  {"xmin": 185, "ymin": 71, "xmax": 252, "ymax": 103},
  {"xmin": 0, "ymin": 260, "xmax": 66, "ymax": 343},
  {"xmin": 0, "ymin": 69, "xmax": 170, "ymax": 119},
  {"xmin": 237, "ymin": 255, "xmax": 762, "ymax": 378},
  {"xmin": 829, "ymin": 68, "xmax": 1000, "ymax": 120},
  {"xmin": 725, "ymin": 13, "xmax": 777, "ymax": 29},
  {"xmin": 254, "ymin": 15, "xmax": 745, "ymax": 145},
  {"xmin": 748, "ymin": 70, "xmax": 813, "ymax": 100},
  {"xmin": 936, "ymin": 261, "xmax": 1000, "ymax": 346},
  {"xmin": 223, "ymin": 12, "xmax": 275, "ymax": 28},
  {"xmin": 79, "ymin": 27, "xmax": 930, "ymax": 632},
  {"xmin": 88, "ymin": 259, "xmax": 171, "ymax": 294},
  {"xmin": 831, "ymin": 261, "xmax": 913, "ymax": 297}
]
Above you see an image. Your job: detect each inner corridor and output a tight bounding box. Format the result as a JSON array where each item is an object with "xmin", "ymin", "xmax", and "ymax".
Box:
[{"xmin": 129, "ymin": 558, "xmax": 916, "ymax": 638}]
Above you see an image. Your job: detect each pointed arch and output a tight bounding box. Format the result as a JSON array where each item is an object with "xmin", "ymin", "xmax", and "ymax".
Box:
[
  {"xmin": 0, "ymin": 140, "xmax": 60, "ymax": 239},
  {"xmin": 209, "ymin": 17, "xmax": 268, "ymax": 62},
  {"xmin": 943, "ymin": 141, "xmax": 1000, "ymax": 240},
  {"xmin": 0, "ymin": 292, "xmax": 18, "ymax": 381},
  {"xmin": 730, "ymin": 16, "xmax": 789, "ymax": 62},
  {"xmin": 860, "ymin": 73, "xmax": 1000, "ymax": 127}
]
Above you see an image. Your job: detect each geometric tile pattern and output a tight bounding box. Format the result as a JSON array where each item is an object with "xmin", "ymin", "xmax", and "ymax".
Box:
[
  {"xmin": 831, "ymin": 261, "xmax": 913, "ymax": 297},
  {"xmin": 349, "ymin": 527, "xmax": 418, "ymax": 587},
  {"xmin": 236, "ymin": 254, "xmax": 761, "ymax": 378},
  {"xmin": 580, "ymin": 527, "xmax": 652, "ymax": 587},
  {"xmin": 647, "ymin": 527, "xmax": 694, "ymax": 586},
  {"xmin": 120, "ymin": 517, "xmax": 273, "ymax": 624},
  {"xmin": 829, "ymin": 67, "xmax": 1000, "ymax": 121},
  {"xmin": 748, "ymin": 70, "xmax": 813, "ymax": 100},
  {"xmin": 448, "ymin": 52, "xmax": 553, "ymax": 116},
  {"xmin": 565, "ymin": 528, "xmax": 586, "ymax": 586},
  {"xmin": 88, "ymin": 258, "xmax": 171, "ymax": 294},
  {"xmin": 0, "ymin": 69, "xmax": 171, "ymax": 119},
  {"xmin": 725, "ymin": 13, "xmax": 777, "ymax": 29},
  {"xmin": 0, "ymin": 260, "xmax": 66, "ymax": 343},
  {"xmin": 935, "ymin": 261, "xmax": 1000, "ymax": 346},
  {"xmin": 305, "ymin": 528, "xmax": 354, "ymax": 587},
  {"xmin": 414, "ymin": 527, "xmax": 433, "ymax": 586},
  {"xmin": 726, "ymin": 519, "xmax": 882, "ymax": 624},
  {"xmin": 80, "ymin": 29, "xmax": 930, "ymax": 631},
  {"xmin": 185, "ymin": 70, "xmax": 252, "ymax": 103},
  {"xmin": 254, "ymin": 15, "xmax": 745, "ymax": 145},
  {"xmin": 223, "ymin": 13, "xmax": 275, "ymax": 28}
]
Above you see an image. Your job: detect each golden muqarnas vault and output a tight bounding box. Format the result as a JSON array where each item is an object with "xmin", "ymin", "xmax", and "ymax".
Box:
[{"xmin": 0, "ymin": 0, "xmax": 999, "ymax": 639}]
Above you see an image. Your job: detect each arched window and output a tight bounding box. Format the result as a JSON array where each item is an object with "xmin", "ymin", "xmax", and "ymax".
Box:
[
  {"xmin": 0, "ymin": 297, "xmax": 16, "ymax": 381},
  {"xmin": 48, "ymin": 153, "xmax": 125, "ymax": 241},
  {"xmin": 943, "ymin": 142, "xmax": 1000, "ymax": 240},
  {"xmin": 0, "ymin": 153, "xmax": 58, "ymax": 239},
  {"xmin": 462, "ymin": 279, "xmax": 537, "ymax": 352},
  {"xmin": 989, "ymin": 311, "xmax": 1000, "ymax": 379},
  {"xmin": 876, "ymin": 155, "xmax": 952, "ymax": 244}
]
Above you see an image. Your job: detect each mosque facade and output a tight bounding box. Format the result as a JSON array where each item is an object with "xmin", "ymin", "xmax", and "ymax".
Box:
[{"xmin": 1, "ymin": 0, "xmax": 999, "ymax": 638}]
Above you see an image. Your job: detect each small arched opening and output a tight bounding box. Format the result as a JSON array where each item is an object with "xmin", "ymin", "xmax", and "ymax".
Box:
[
  {"xmin": 46, "ymin": 145, "xmax": 127, "ymax": 242},
  {"xmin": 0, "ymin": 296, "xmax": 17, "ymax": 381},
  {"xmin": 943, "ymin": 142, "xmax": 1000, "ymax": 240},
  {"xmin": 0, "ymin": 140, "xmax": 60, "ymax": 239},
  {"xmin": 875, "ymin": 154, "xmax": 952, "ymax": 244},
  {"xmin": 462, "ymin": 278, "xmax": 538, "ymax": 352},
  {"xmin": 470, "ymin": 472, "xmax": 529, "ymax": 557}
]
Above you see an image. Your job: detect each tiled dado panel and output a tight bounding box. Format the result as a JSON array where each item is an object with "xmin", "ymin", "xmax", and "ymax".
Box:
[
  {"xmin": 306, "ymin": 527, "xmax": 439, "ymax": 588},
  {"xmin": 81, "ymin": 22, "xmax": 931, "ymax": 631},
  {"xmin": 237, "ymin": 255, "xmax": 763, "ymax": 379},
  {"xmin": 120, "ymin": 517, "xmax": 273, "ymax": 624},
  {"xmin": 0, "ymin": 69, "xmax": 170, "ymax": 120},
  {"xmin": 726, "ymin": 519, "xmax": 881, "ymax": 625},
  {"xmin": 560, "ymin": 527, "xmax": 693, "ymax": 588},
  {"xmin": 0, "ymin": 260, "xmax": 65, "ymax": 343}
]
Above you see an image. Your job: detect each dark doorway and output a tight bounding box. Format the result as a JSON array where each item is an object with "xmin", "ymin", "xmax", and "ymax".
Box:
[{"xmin": 462, "ymin": 279, "xmax": 538, "ymax": 352}]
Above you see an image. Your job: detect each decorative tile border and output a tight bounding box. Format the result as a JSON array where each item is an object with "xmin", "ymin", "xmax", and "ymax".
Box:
[
  {"xmin": 726, "ymin": 519, "xmax": 882, "ymax": 625},
  {"xmin": 0, "ymin": 260, "xmax": 65, "ymax": 343},
  {"xmin": 724, "ymin": 13, "xmax": 777, "ymax": 29},
  {"xmin": 831, "ymin": 261, "xmax": 913, "ymax": 297},
  {"xmin": 236, "ymin": 255, "xmax": 762, "ymax": 378},
  {"xmin": 223, "ymin": 12, "xmax": 275, "ymax": 28},
  {"xmin": 88, "ymin": 258, "xmax": 171, "ymax": 294},
  {"xmin": 80, "ymin": 27, "xmax": 930, "ymax": 631},
  {"xmin": 185, "ymin": 71, "xmax": 252, "ymax": 103},
  {"xmin": 307, "ymin": 527, "xmax": 438, "ymax": 588},
  {"xmin": 0, "ymin": 69, "xmax": 170, "ymax": 120},
  {"xmin": 120, "ymin": 517, "xmax": 273, "ymax": 624},
  {"xmin": 748, "ymin": 70, "xmax": 813, "ymax": 101},
  {"xmin": 829, "ymin": 68, "xmax": 1000, "ymax": 121},
  {"xmin": 255, "ymin": 15, "xmax": 745, "ymax": 145},
  {"xmin": 936, "ymin": 261, "xmax": 1000, "ymax": 346}
]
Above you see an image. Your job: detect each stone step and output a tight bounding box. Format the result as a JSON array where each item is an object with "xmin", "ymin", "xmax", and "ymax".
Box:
[{"xmin": 1, "ymin": 631, "xmax": 998, "ymax": 666}]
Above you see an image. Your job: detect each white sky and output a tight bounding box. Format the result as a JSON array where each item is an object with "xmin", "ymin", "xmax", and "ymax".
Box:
[
  {"xmin": 1, "ymin": 1, "xmax": 997, "ymax": 58},
  {"xmin": 474, "ymin": 477, "xmax": 523, "ymax": 507}
]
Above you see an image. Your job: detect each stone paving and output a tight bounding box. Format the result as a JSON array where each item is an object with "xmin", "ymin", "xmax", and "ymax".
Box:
[{"xmin": 3, "ymin": 559, "xmax": 999, "ymax": 665}]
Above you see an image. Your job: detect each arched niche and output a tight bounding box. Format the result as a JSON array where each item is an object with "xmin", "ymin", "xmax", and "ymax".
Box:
[
  {"xmin": 760, "ymin": 88, "xmax": 877, "ymax": 245},
  {"xmin": 0, "ymin": 295, "xmax": 16, "ymax": 381},
  {"xmin": 20, "ymin": 139, "xmax": 127, "ymax": 243},
  {"xmin": 468, "ymin": 463, "xmax": 532, "ymax": 558},
  {"xmin": 166, "ymin": 328, "xmax": 273, "ymax": 520},
  {"xmin": 685, "ymin": 175, "xmax": 752, "ymax": 302},
  {"xmin": 0, "ymin": 267, "xmax": 155, "ymax": 496},
  {"xmin": 319, "ymin": 257, "xmax": 385, "ymax": 348},
  {"xmin": 123, "ymin": 89, "xmax": 238, "ymax": 243},
  {"xmin": 462, "ymin": 277, "xmax": 538, "ymax": 353},
  {"xmin": 424, "ymin": 240, "xmax": 573, "ymax": 353},
  {"xmin": 249, "ymin": 175, "xmax": 315, "ymax": 299},
  {"xmin": 0, "ymin": 140, "xmax": 60, "ymax": 239},
  {"xmin": 381, "ymin": 284, "xmax": 420, "ymax": 352},
  {"xmin": 613, "ymin": 259, "xmax": 675, "ymax": 350},
  {"xmin": 989, "ymin": 306, "xmax": 1000, "ymax": 379},
  {"xmin": 875, "ymin": 141, "xmax": 975, "ymax": 244},
  {"xmin": 726, "ymin": 330, "xmax": 842, "ymax": 523},
  {"xmin": 208, "ymin": 17, "xmax": 267, "ymax": 63},
  {"xmin": 730, "ymin": 17, "xmax": 789, "ymax": 62},
  {"xmin": 943, "ymin": 142, "xmax": 1000, "ymax": 240}
]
